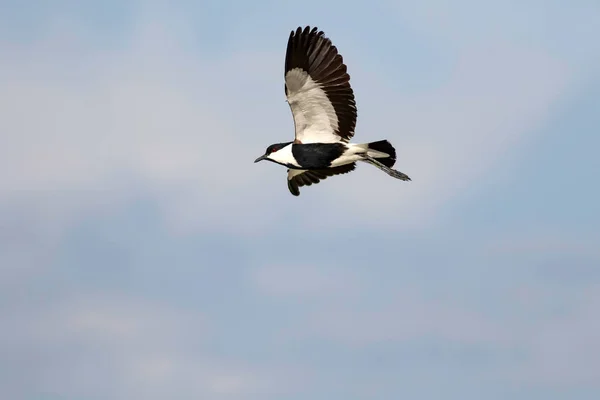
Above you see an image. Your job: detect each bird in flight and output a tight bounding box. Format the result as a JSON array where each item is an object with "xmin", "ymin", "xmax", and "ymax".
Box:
[{"xmin": 254, "ymin": 26, "xmax": 411, "ymax": 196}]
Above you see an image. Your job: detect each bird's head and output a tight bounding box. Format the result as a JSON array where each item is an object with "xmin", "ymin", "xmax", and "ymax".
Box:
[{"xmin": 254, "ymin": 142, "xmax": 290, "ymax": 164}]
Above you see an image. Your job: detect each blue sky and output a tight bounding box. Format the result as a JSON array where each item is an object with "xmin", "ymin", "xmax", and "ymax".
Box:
[{"xmin": 1, "ymin": 1, "xmax": 599, "ymax": 399}]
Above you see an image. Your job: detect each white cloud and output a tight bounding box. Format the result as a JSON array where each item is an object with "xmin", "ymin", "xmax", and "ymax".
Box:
[
  {"xmin": 0, "ymin": 18, "xmax": 282, "ymax": 237},
  {"xmin": 0, "ymin": 3, "xmax": 579, "ymax": 240},
  {"xmin": 488, "ymin": 232, "xmax": 600, "ymax": 261},
  {"xmin": 1, "ymin": 4, "xmax": 599, "ymax": 399},
  {"xmin": 249, "ymin": 263, "xmax": 362, "ymax": 298},
  {"xmin": 290, "ymin": 288, "xmax": 512, "ymax": 346},
  {"xmin": 279, "ymin": 283, "xmax": 600, "ymax": 388},
  {"xmin": 507, "ymin": 285, "xmax": 600, "ymax": 387},
  {"xmin": 0, "ymin": 291, "xmax": 302, "ymax": 400}
]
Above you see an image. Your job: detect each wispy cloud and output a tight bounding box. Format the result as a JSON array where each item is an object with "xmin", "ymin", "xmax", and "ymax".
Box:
[
  {"xmin": 0, "ymin": 291, "xmax": 305, "ymax": 399},
  {"xmin": 0, "ymin": 0, "xmax": 579, "ymax": 237},
  {"xmin": 1, "ymin": 1, "xmax": 599, "ymax": 399}
]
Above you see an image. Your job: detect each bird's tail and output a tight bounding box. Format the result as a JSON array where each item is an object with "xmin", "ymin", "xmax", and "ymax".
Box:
[
  {"xmin": 362, "ymin": 139, "xmax": 397, "ymax": 167},
  {"xmin": 357, "ymin": 140, "xmax": 411, "ymax": 181}
]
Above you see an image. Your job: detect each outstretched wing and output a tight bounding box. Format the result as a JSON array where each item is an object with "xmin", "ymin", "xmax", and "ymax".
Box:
[
  {"xmin": 287, "ymin": 163, "xmax": 356, "ymax": 196},
  {"xmin": 285, "ymin": 26, "xmax": 357, "ymax": 144}
]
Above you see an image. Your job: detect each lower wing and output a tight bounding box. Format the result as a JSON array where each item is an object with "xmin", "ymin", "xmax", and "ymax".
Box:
[{"xmin": 286, "ymin": 163, "xmax": 356, "ymax": 196}]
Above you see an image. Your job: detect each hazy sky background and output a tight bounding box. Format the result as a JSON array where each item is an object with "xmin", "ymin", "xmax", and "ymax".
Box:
[{"xmin": 1, "ymin": 1, "xmax": 599, "ymax": 399}]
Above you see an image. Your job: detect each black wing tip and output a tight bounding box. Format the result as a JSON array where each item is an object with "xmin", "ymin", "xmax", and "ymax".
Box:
[
  {"xmin": 287, "ymin": 179, "xmax": 301, "ymax": 196},
  {"xmin": 285, "ymin": 25, "xmax": 338, "ymax": 73},
  {"xmin": 287, "ymin": 26, "xmax": 329, "ymax": 52},
  {"xmin": 291, "ymin": 26, "xmax": 323, "ymax": 37}
]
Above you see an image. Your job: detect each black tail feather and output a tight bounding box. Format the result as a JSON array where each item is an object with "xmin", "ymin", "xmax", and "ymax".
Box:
[{"xmin": 367, "ymin": 140, "xmax": 396, "ymax": 168}]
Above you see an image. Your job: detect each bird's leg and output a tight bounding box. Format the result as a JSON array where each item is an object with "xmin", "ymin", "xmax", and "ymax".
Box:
[{"xmin": 361, "ymin": 156, "xmax": 411, "ymax": 181}]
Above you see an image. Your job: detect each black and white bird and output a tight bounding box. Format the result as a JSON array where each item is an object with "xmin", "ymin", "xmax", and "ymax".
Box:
[{"xmin": 254, "ymin": 26, "xmax": 411, "ymax": 196}]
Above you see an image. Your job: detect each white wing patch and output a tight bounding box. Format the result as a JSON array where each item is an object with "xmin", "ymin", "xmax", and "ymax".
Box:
[{"xmin": 286, "ymin": 68, "xmax": 341, "ymax": 144}]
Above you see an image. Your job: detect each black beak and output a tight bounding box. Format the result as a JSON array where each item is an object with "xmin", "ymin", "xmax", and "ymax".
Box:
[{"xmin": 254, "ymin": 154, "xmax": 267, "ymax": 163}]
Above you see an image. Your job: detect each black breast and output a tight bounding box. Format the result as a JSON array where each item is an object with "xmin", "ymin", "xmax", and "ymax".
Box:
[{"xmin": 292, "ymin": 143, "xmax": 347, "ymax": 169}]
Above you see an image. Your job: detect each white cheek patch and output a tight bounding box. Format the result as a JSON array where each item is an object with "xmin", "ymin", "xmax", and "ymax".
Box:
[{"xmin": 269, "ymin": 144, "xmax": 300, "ymax": 167}]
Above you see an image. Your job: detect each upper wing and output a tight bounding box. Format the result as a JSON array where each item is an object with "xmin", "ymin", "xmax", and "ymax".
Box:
[
  {"xmin": 287, "ymin": 163, "xmax": 356, "ymax": 196},
  {"xmin": 284, "ymin": 26, "xmax": 357, "ymax": 144}
]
